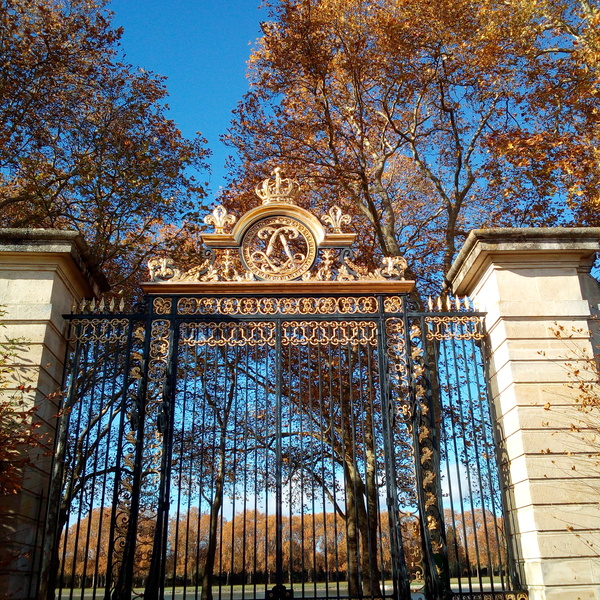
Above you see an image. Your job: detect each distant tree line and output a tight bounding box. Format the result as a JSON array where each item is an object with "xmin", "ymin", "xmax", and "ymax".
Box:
[{"xmin": 58, "ymin": 506, "xmax": 506, "ymax": 591}]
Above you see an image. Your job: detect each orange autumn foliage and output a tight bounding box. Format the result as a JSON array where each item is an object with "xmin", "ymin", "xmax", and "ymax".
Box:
[
  {"xmin": 0, "ymin": 0, "xmax": 210, "ymax": 290},
  {"xmin": 224, "ymin": 0, "xmax": 600, "ymax": 293}
]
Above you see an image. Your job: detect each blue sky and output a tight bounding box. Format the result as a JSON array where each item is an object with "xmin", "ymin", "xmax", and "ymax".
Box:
[{"xmin": 109, "ymin": 0, "xmax": 266, "ymax": 199}]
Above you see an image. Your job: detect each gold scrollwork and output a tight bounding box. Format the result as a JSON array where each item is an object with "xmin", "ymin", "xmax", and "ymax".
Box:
[
  {"xmin": 380, "ymin": 255, "xmax": 408, "ymax": 278},
  {"xmin": 147, "ymin": 256, "xmax": 181, "ymax": 281},
  {"xmin": 282, "ymin": 320, "xmax": 378, "ymax": 347},
  {"xmin": 177, "ymin": 295, "xmax": 380, "ymax": 316},
  {"xmin": 385, "ymin": 319, "xmax": 408, "ymax": 374},
  {"xmin": 153, "ymin": 297, "xmax": 172, "ymax": 315},
  {"xmin": 147, "ymin": 248, "xmax": 410, "ymax": 283},
  {"xmin": 426, "ymin": 315, "xmax": 484, "ymax": 340},
  {"xmin": 407, "ymin": 317, "xmax": 453, "ymax": 587},
  {"xmin": 383, "ymin": 296, "xmax": 404, "ymax": 313},
  {"xmin": 179, "ymin": 322, "xmax": 276, "ymax": 348},
  {"xmin": 147, "ymin": 319, "xmax": 171, "ymax": 418},
  {"xmin": 241, "ymin": 215, "xmax": 317, "ymax": 281},
  {"xmin": 385, "ymin": 318, "xmax": 412, "ymax": 419},
  {"xmin": 398, "ymin": 512, "xmax": 425, "ymax": 581},
  {"xmin": 70, "ymin": 318, "xmax": 130, "ymax": 343},
  {"xmin": 339, "ymin": 254, "xmax": 407, "ymax": 281}
]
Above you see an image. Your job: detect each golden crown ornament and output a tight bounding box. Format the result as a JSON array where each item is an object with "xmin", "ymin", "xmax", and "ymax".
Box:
[{"xmin": 255, "ymin": 167, "xmax": 300, "ymax": 205}]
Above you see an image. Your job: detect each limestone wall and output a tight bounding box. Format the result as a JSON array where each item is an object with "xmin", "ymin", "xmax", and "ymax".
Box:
[
  {"xmin": 0, "ymin": 230, "xmax": 106, "ymax": 599},
  {"xmin": 448, "ymin": 228, "xmax": 600, "ymax": 600}
]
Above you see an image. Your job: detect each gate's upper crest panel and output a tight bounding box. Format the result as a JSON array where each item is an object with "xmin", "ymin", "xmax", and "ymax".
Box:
[{"xmin": 145, "ymin": 168, "xmax": 413, "ymax": 292}]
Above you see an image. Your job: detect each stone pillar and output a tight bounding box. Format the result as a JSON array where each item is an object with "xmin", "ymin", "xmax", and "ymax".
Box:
[
  {"xmin": 0, "ymin": 229, "xmax": 108, "ymax": 599},
  {"xmin": 447, "ymin": 228, "xmax": 600, "ymax": 600}
]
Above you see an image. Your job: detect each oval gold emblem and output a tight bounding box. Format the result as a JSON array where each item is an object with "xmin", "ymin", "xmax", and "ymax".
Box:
[{"xmin": 241, "ymin": 216, "xmax": 317, "ymax": 281}]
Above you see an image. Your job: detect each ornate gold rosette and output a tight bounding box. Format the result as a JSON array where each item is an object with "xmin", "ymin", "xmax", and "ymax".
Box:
[{"xmin": 241, "ymin": 215, "xmax": 317, "ymax": 281}]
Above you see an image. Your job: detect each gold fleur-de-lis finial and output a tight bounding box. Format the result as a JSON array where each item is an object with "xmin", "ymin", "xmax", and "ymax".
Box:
[
  {"xmin": 380, "ymin": 255, "xmax": 408, "ymax": 279},
  {"xmin": 255, "ymin": 167, "xmax": 300, "ymax": 205},
  {"xmin": 322, "ymin": 205, "xmax": 351, "ymax": 234},
  {"xmin": 204, "ymin": 205, "xmax": 236, "ymax": 234}
]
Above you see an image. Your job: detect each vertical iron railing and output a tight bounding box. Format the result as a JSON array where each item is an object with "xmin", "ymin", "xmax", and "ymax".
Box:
[{"xmin": 42, "ymin": 293, "xmax": 527, "ymax": 600}]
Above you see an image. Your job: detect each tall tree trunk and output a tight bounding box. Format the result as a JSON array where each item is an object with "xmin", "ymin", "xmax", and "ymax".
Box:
[
  {"xmin": 42, "ymin": 505, "xmax": 69, "ymax": 600},
  {"xmin": 344, "ymin": 463, "xmax": 361, "ymax": 598},
  {"xmin": 361, "ymin": 401, "xmax": 382, "ymax": 597},
  {"xmin": 202, "ymin": 447, "xmax": 226, "ymax": 600},
  {"xmin": 202, "ymin": 368, "xmax": 236, "ymax": 600}
]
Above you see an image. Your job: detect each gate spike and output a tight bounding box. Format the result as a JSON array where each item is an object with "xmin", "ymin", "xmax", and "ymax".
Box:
[
  {"xmin": 90, "ymin": 298, "xmax": 96, "ymax": 312},
  {"xmin": 71, "ymin": 299, "xmax": 77, "ymax": 314},
  {"xmin": 445, "ymin": 296, "xmax": 451, "ymax": 311},
  {"xmin": 79, "ymin": 299, "xmax": 86, "ymax": 312},
  {"xmin": 119, "ymin": 298, "xmax": 125, "ymax": 311},
  {"xmin": 464, "ymin": 297, "xmax": 471, "ymax": 310},
  {"xmin": 109, "ymin": 298, "xmax": 115, "ymax": 311},
  {"xmin": 99, "ymin": 298, "xmax": 105, "ymax": 312},
  {"xmin": 455, "ymin": 296, "xmax": 461, "ymax": 311},
  {"xmin": 427, "ymin": 296, "xmax": 433, "ymax": 311},
  {"xmin": 436, "ymin": 296, "xmax": 442, "ymax": 311}
]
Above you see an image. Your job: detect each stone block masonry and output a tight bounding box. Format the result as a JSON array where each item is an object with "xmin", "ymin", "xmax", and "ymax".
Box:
[
  {"xmin": 448, "ymin": 228, "xmax": 600, "ymax": 600},
  {"xmin": 0, "ymin": 229, "xmax": 107, "ymax": 599}
]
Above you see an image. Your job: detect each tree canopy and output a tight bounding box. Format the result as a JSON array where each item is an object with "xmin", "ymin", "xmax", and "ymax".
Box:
[
  {"xmin": 223, "ymin": 0, "xmax": 600, "ymax": 291},
  {"xmin": 0, "ymin": 0, "xmax": 210, "ymax": 287}
]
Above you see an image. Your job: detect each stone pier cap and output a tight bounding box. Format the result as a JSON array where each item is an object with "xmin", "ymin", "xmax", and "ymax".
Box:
[
  {"xmin": 447, "ymin": 227, "xmax": 600, "ymax": 297},
  {"xmin": 0, "ymin": 228, "xmax": 109, "ymax": 297}
]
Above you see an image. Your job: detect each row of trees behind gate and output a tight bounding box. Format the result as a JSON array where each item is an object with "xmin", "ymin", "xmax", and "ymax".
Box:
[{"xmin": 59, "ymin": 507, "xmax": 505, "ymax": 588}]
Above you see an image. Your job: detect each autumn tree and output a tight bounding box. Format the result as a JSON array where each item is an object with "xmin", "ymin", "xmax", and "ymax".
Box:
[
  {"xmin": 0, "ymin": 0, "xmax": 209, "ymax": 288},
  {"xmin": 167, "ymin": 508, "xmax": 212, "ymax": 585},
  {"xmin": 223, "ymin": 0, "xmax": 600, "ymax": 292},
  {"xmin": 60, "ymin": 507, "xmax": 113, "ymax": 589},
  {"xmin": 486, "ymin": 0, "xmax": 600, "ymax": 226},
  {"xmin": 218, "ymin": 3, "xmax": 600, "ymax": 598}
]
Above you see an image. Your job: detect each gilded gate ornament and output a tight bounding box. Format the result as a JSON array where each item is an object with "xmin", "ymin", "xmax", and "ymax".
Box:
[
  {"xmin": 321, "ymin": 205, "xmax": 351, "ymax": 234},
  {"xmin": 241, "ymin": 215, "xmax": 317, "ymax": 280},
  {"xmin": 146, "ymin": 168, "xmax": 410, "ymax": 286},
  {"xmin": 255, "ymin": 166, "xmax": 300, "ymax": 204},
  {"xmin": 176, "ymin": 295, "xmax": 380, "ymax": 316},
  {"xmin": 204, "ymin": 204, "xmax": 236, "ymax": 234}
]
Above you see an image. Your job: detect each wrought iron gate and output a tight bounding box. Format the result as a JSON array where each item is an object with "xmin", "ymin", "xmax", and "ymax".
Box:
[{"xmin": 41, "ymin": 171, "xmax": 527, "ymax": 600}]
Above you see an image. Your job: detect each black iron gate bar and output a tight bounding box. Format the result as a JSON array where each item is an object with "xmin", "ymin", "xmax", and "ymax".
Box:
[
  {"xmin": 142, "ymin": 292, "xmax": 417, "ymax": 600},
  {"xmin": 399, "ymin": 308, "xmax": 521, "ymax": 599},
  {"xmin": 41, "ymin": 292, "xmax": 528, "ymax": 600}
]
